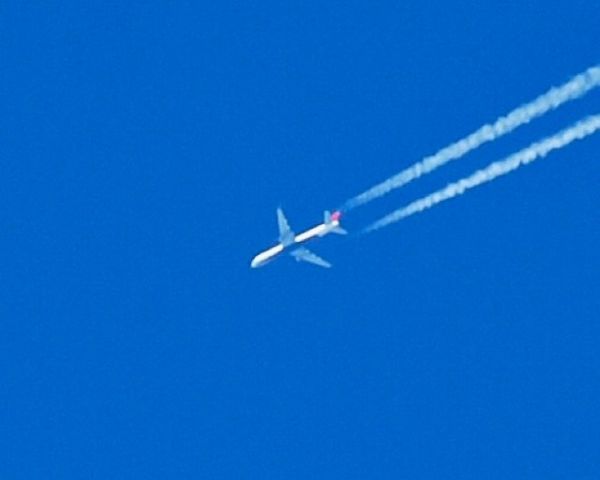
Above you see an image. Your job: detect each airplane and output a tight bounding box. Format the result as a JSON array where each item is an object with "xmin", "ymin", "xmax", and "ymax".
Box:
[{"xmin": 250, "ymin": 208, "xmax": 347, "ymax": 268}]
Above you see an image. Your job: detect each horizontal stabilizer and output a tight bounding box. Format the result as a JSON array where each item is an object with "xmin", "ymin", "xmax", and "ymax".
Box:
[{"xmin": 331, "ymin": 226, "xmax": 347, "ymax": 235}]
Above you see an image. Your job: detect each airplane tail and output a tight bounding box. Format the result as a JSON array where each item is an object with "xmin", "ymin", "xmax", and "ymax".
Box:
[{"xmin": 324, "ymin": 210, "xmax": 347, "ymax": 235}]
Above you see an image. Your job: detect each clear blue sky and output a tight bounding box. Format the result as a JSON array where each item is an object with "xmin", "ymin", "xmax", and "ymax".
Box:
[{"xmin": 3, "ymin": 2, "xmax": 600, "ymax": 478}]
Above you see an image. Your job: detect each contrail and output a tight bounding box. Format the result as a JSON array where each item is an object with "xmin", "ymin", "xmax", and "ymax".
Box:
[
  {"xmin": 363, "ymin": 114, "xmax": 600, "ymax": 233},
  {"xmin": 343, "ymin": 65, "xmax": 600, "ymax": 211}
]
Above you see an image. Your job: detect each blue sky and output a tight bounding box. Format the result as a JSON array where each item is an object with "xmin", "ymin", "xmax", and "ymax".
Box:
[{"xmin": 2, "ymin": 2, "xmax": 600, "ymax": 478}]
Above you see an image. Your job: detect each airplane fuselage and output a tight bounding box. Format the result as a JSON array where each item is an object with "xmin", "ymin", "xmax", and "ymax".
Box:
[{"xmin": 250, "ymin": 216, "xmax": 342, "ymax": 268}]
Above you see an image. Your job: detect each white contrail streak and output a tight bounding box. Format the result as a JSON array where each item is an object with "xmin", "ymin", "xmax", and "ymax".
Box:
[
  {"xmin": 343, "ymin": 65, "xmax": 600, "ymax": 210},
  {"xmin": 363, "ymin": 114, "xmax": 600, "ymax": 233}
]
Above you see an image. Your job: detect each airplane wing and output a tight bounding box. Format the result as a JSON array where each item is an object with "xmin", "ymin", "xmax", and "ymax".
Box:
[
  {"xmin": 276, "ymin": 208, "xmax": 295, "ymax": 246},
  {"xmin": 290, "ymin": 247, "xmax": 332, "ymax": 268}
]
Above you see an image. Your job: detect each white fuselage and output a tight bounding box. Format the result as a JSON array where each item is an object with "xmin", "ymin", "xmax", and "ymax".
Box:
[{"xmin": 250, "ymin": 219, "xmax": 341, "ymax": 268}]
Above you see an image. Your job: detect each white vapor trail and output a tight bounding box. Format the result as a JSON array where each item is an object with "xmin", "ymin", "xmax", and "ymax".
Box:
[
  {"xmin": 363, "ymin": 114, "xmax": 600, "ymax": 233},
  {"xmin": 343, "ymin": 65, "xmax": 600, "ymax": 210}
]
